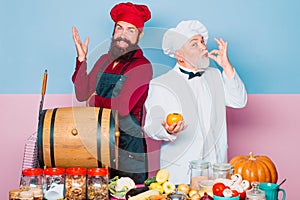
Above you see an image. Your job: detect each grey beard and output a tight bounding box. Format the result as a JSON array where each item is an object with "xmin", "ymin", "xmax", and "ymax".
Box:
[{"xmin": 195, "ymin": 57, "xmax": 210, "ymax": 71}]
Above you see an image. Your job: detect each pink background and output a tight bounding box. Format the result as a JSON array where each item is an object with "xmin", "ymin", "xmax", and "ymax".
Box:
[{"xmin": 1, "ymin": 94, "xmax": 297, "ymax": 199}]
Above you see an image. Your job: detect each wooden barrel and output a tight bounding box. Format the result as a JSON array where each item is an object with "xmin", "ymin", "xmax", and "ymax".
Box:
[{"xmin": 37, "ymin": 107, "xmax": 117, "ymax": 168}]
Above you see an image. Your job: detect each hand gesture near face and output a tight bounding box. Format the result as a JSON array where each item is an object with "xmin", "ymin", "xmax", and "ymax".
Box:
[
  {"xmin": 72, "ymin": 26, "xmax": 89, "ymax": 62},
  {"xmin": 208, "ymin": 38, "xmax": 234, "ymax": 77}
]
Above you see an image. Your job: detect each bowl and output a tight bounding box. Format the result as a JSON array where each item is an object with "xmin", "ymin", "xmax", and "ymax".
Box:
[
  {"xmin": 213, "ymin": 195, "xmax": 240, "ymax": 200},
  {"xmin": 168, "ymin": 191, "xmax": 189, "ymax": 200}
]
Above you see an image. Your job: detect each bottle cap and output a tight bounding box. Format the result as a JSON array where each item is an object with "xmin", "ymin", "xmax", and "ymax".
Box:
[
  {"xmin": 66, "ymin": 167, "xmax": 86, "ymax": 175},
  {"xmin": 22, "ymin": 168, "xmax": 43, "ymax": 176},
  {"xmin": 44, "ymin": 167, "xmax": 65, "ymax": 175},
  {"xmin": 87, "ymin": 168, "xmax": 108, "ymax": 176}
]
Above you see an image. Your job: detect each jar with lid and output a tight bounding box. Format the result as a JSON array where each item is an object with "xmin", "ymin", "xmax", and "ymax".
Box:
[
  {"xmin": 189, "ymin": 160, "xmax": 210, "ymax": 190},
  {"xmin": 43, "ymin": 167, "xmax": 65, "ymax": 200},
  {"xmin": 246, "ymin": 181, "xmax": 266, "ymax": 200},
  {"xmin": 65, "ymin": 167, "xmax": 87, "ymax": 199},
  {"xmin": 212, "ymin": 163, "xmax": 233, "ymax": 180},
  {"xmin": 20, "ymin": 168, "xmax": 43, "ymax": 191},
  {"xmin": 87, "ymin": 168, "xmax": 109, "ymax": 200},
  {"xmin": 198, "ymin": 179, "xmax": 214, "ymax": 197},
  {"xmin": 9, "ymin": 189, "xmax": 21, "ymax": 200}
]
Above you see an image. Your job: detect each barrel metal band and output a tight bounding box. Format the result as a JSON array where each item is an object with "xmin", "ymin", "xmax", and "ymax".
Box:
[
  {"xmin": 97, "ymin": 108, "xmax": 102, "ymax": 167},
  {"xmin": 49, "ymin": 108, "xmax": 58, "ymax": 167},
  {"xmin": 37, "ymin": 110, "xmax": 46, "ymax": 168}
]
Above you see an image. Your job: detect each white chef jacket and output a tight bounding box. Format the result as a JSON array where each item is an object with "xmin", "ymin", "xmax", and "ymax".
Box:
[{"xmin": 144, "ymin": 63, "xmax": 247, "ymax": 184}]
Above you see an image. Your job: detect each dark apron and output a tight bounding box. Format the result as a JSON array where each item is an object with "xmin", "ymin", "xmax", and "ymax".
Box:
[{"xmin": 96, "ymin": 59, "xmax": 148, "ymax": 184}]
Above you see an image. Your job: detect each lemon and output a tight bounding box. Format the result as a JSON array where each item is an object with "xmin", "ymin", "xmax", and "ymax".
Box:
[
  {"xmin": 156, "ymin": 169, "xmax": 170, "ymax": 184},
  {"xmin": 149, "ymin": 182, "xmax": 164, "ymax": 194}
]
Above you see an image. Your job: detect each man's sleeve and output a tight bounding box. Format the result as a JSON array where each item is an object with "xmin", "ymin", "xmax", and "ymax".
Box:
[{"xmin": 222, "ymin": 69, "xmax": 247, "ymax": 108}]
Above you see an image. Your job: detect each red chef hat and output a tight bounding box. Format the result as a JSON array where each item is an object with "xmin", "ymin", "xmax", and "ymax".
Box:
[{"xmin": 110, "ymin": 2, "xmax": 151, "ymax": 30}]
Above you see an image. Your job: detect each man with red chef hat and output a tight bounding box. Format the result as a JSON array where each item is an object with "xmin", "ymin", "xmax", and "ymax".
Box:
[{"xmin": 71, "ymin": 2, "xmax": 152, "ymax": 183}]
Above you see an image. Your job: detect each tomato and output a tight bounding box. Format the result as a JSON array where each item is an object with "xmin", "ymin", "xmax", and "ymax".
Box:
[
  {"xmin": 231, "ymin": 190, "xmax": 239, "ymax": 197},
  {"xmin": 212, "ymin": 182, "xmax": 226, "ymax": 197},
  {"xmin": 239, "ymin": 191, "xmax": 246, "ymax": 200},
  {"xmin": 166, "ymin": 113, "xmax": 183, "ymax": 125}
]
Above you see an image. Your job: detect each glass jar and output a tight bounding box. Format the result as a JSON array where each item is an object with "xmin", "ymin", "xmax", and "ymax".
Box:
[
  {"xmin": 246, "ymin": 182, "xmax": 266, "ymax": 200},
  {"xmin": 198, "ymin": 179, "xmax": 214, "ymax": 197},
  {"xmin": 65, "ymin": 167, "xmax": 87, "ymax": 200},
  {"xmin": 9, "ymin": 189, "xmax": 21, "ymax": 200},
  {"xmin": 189, "ymin": 160, "xmax": 210, "ymax": 190},
  {"xmin": 43, "ymin": 167, "xmax": 65, "ymax": 200},
  {"xmin": 212, "ymin": 163, "xmax": 233, "ymax": 180},
  {"xmin": 87, "ymin": 168, "xmax": 109, "ymax": 200},
  {"xmin": 20, "ymin": 168, "xmax": 43, "ymax": 191}
]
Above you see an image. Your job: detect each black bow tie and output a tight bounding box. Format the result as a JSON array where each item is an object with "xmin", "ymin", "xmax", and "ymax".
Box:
[{"xmin": 179, "ymin": 68, "xmax": 205, "ymax": 79}]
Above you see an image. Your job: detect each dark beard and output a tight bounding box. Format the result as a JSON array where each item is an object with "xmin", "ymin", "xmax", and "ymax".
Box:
[{"xmin": 109, "ymin": 37, "xmax": 138, "ymax": 63}]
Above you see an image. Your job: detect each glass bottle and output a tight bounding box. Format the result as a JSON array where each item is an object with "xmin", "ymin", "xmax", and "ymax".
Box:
[
  {"xmin": 87, "ymin": 168, "xmax": 109, "ymax": 200},
  {"xmin": 20, "ymin": 168, "xmax": 43, "ymax": 191},
  {"xmin": 65, "ymin": 167, "xmax": 87, "ymax": 200},
  {"xmin": 189, "ymin": 160, "xmax": 210, "ymax": 190},
  {"xmin": 212, "ymin": 163, "xmax": 233, "ymax": 179},
  {"xmin": 246, "ymin": 181, "xmax": 266, "ymax": 200},
  {"xmin": 43, "ymin": 167, "xmax": 65, "ymax": 200}
]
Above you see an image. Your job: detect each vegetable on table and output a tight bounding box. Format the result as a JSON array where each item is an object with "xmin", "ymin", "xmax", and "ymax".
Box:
[
  {"xmin": 144, "ymin": 176, "xmax": 156, "ymax": 186},
  {"xmin": 230, "ymin": 152, "xmax": 278, "ymax": 183},
  {"xmin": 108, "ymin": 176, "xmax": 136, "ymax": 198},
  {"xmin": 128, "ymin": 189, "xmax": 160, "ymax": 200}
]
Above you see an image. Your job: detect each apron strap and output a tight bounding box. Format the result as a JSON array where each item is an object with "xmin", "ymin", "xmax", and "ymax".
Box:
[{"xmin": 119, "ymin": 59, "xmax": 135, "ymax": 74}]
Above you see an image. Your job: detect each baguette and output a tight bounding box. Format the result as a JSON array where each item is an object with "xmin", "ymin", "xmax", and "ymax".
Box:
[{"xmin": 128, "ymin": 189, "xmax": 160, "ymax": 200}]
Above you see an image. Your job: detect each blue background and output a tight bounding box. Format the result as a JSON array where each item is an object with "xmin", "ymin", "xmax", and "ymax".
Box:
[{"xmin": 1, "ymin": 0, "xmax": 299, "ymax": 94}]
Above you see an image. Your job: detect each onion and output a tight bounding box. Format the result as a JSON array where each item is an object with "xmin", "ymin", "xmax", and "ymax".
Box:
[{"xmin": 200, "ymin": 192, "xmax": 213, "ymax": 200}]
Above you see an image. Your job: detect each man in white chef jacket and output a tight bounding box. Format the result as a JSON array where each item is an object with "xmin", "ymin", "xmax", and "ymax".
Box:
[{"xmin": 144, "ymin": 20, "xmax": 247, "ymax": 184}]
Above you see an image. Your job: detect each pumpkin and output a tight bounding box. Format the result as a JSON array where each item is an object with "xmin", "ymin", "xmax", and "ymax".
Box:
[{"xmin": 229, "ymin": 152, "xmax": 278, "ymax": 183}]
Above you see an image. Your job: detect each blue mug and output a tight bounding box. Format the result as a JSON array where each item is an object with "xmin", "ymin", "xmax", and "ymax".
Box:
[{"xmin": 259, "ymin": 182, "xmax": 286, "ymax": 200}]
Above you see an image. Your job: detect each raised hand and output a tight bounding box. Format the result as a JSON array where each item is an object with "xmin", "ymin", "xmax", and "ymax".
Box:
[
  {"xmin": 208, "ymin": 38, "xmax": 234, "ymax": 77},
  {"xmin": 72, "ymin": 26, "xmax": 89, "ymax": 62}
]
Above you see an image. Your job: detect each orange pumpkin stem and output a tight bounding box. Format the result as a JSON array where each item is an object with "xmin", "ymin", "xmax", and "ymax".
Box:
[{"xmin": 249, "ymin": 152, "xmax": 256, "ymax": 160}]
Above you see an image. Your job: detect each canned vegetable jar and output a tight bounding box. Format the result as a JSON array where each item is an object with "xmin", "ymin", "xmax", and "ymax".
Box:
[
  {"xmin": 65, "ymin": 167, "xmax": 87, "ymax": 199},
  {"xmin": 87, "ymin": 168, "xmax": 109, "ymax": 200},
  {"xmin": 43, "ymin": 167, "xmax": 65, "ymax": 200}
]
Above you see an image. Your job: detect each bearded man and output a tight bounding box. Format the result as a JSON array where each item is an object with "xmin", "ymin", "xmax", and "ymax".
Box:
[
  {"xmin": 71, "ymin": 2, "xmax": 152, "ymax": 183},
  {"xmin": 144, "ymin": 20, "xmax": 247, "ymax": 184}
]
